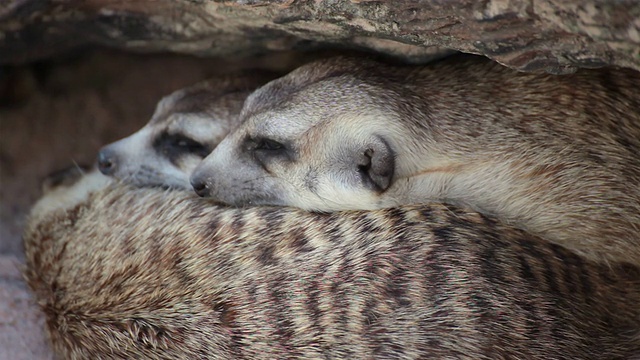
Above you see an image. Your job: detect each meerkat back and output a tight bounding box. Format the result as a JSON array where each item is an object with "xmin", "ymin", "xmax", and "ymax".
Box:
[{"xmin": 24, "ymin": 170, "xmax": 640, "ymax": 359}]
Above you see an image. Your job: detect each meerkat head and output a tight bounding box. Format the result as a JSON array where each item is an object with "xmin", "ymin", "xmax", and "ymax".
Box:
[
  {"xmin": 190, "ymin": 57, "xmax": 425, "ymax": 211},
  {"xmin": 97, "ymin": 72, "xmax": 278, "ymax": 189}
]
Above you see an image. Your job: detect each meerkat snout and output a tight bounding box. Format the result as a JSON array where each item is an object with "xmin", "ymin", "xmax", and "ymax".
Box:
[
  {"xmin": 190, "ymin": 173, "xmax": 209, "ymax": 197},
  {"xmin": 97, "ymin": 146, "xmax": 118, "ymax": 176}
]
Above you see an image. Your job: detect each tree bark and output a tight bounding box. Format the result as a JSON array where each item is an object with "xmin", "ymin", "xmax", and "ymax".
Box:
[{"xmin": 1, "ymin": 0, "xmax": 639, "ymax": 73}]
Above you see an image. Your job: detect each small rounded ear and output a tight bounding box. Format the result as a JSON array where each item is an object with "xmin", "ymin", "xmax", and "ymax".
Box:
[{"xmin": 357, "ymin": 136, "xmax": 395, "ymax": 192}]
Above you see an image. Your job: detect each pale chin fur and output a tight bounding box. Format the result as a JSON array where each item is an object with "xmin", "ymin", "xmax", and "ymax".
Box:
[
  {"xmin": 293, "ymin": 185, "xmax": 383, "ymax": 212},
  {"xmin": 29, "ymin": 170, "xmax": 113, "ymax": 223}
]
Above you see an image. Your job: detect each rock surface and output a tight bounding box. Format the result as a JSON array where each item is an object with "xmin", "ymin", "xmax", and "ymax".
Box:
[{"xmin": 1, "ymin": 0, "xmax": 639, "ymax": 73}]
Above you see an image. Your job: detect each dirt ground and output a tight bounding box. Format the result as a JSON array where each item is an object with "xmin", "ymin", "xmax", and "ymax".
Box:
[{"xmin": 0, "ymin": 48, "xmax": 308, "ymax": 359}]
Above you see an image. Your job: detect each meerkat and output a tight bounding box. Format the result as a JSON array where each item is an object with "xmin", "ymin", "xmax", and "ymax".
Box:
[
  {"xmin": 97, "ymin": 70, "xmax": 279, "ymax": 189},
  {"xmin": 190, "ymin": 55, "xmax": 640, "ymax": 265},
  {"xmin": 23, "ymin": 169, "xmax": 640, "ymax": 359}
]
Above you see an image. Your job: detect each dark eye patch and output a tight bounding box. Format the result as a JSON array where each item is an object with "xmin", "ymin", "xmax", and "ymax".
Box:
[
  {"xmin": 256, "ymin": 138, "xmax": 285, "ymax": 151},
  {"xmin": 153, "ymin": 132, "xmax": 212, "ymax": 163},
  {"xmin": 243, "ymin": 136, "xmax": 288, "ymax": 153},
  {"xmin": 242, "ymin": 136, "xmax": 294, "ymax": 167}
]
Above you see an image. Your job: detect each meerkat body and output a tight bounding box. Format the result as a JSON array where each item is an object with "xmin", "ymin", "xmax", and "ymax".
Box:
[
  {"xmin": 24, "ymin": 171, "xmax": 640, "ymax": 359},
  {"xmin": 191, "ymin": 55, "xmax": 640, "ymax": 264},
  {"xmin": 97, "ymin": 70, "xmax": 279, "ymax": 189}
]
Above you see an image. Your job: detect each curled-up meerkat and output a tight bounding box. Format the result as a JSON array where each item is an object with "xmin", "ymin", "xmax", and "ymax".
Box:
[
  {"xmin": 190, "ymin": 55, "xmax": 640, "ymax": 264},
  {"xmin": 97, "ymin": 70, "xmax": 279, "ymax": 189},
  {"xmin": 23, "ymin": 168, "xmax": 640, "ymax": 359}
]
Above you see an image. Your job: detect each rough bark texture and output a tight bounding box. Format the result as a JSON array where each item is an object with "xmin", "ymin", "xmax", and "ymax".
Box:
[{"xmin": 1, "ymin": 0, "xmax": 639, "ymax": 74}]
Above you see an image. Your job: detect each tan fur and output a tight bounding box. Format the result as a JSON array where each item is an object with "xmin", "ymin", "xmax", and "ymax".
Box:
[
  {"xmin": 24, "ymin": 171, "xmax": 640, "ymax": 359},
  {"xmin": 97, "ymin": 70, "xmax": 279, "ymax": 189},
  {"xmin": 191, "ymin": 55, "xmax": 640, "ymax": 265}
]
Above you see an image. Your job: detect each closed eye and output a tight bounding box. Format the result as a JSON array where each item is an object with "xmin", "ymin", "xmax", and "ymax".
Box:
[
  {"xmin": 243, "ymin": 136, "xmax": 293, "ymax": 167},
  {"xmin": 153, "ymin": 132, "xmax": 212, "ymax": 160},
  {"xmin": 255, "ymin": 138, "xmax": 285, "ymax": 151},
  {"xmin": 243, "ymin": 136, "xmax": 288, "ymax": 153}
]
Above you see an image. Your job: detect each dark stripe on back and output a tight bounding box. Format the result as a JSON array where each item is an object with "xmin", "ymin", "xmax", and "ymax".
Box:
[
  {"xmin": 517, "ymin": 254, "xmax": 537, "ymax": 285},
  {"xmin": 269, "ymin": 274, "xmax": 295, "ymax": 350},
  {"xmin": 420, "ymin": 225, "xmax": 456, "ymax": 334},
  {"xmin": 304, "ymin": 278, "xmax": 325, "ymax": 338},
  {"xmin": 173, "ymin": 253, "xmax": 198, "ymax": 287},
  {"xmin": 518, "ymin": 240, "xmax": 568, "ymax": 342},
  {"xmin": 231, "ymin": 211, "xmax": 246, "ymax": 232},
  {"xmin": 550, "ymin": 243, "xmax": 588, "ymax": 298},
  {"xmin": 518, "ymin": 239, "xmax": 560, "ymax": 294},
  {"xmin": 257, "ymin": 243, "xmax": 277, "ymax": 266},
  {"xmin": 290, "ymin": 229, "xmax": 315, "ymax": 254},
  {"xmin": 332, "ymin": 248, "xmax": 356, "ymax": 357},
  {"xmin": 206, "ymin": 213, "xmax": 220, "ymax": 237}
]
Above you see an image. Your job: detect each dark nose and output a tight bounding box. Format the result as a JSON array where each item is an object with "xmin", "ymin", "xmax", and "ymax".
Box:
[
  {"xmin": 190, "ymin": 174, "xmax": 209, "ymax": 197},
  {"xmin": 97, "ymin": 148, "xmax": 117, "ymax": 175}
]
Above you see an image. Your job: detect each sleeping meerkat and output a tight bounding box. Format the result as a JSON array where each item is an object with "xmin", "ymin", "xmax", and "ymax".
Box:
[
  {"xmin": 23, "ymin": 169, "xmax": 640, "ymax": 359},
  {"xmin": 97, "ymin": 70, "xmax": 279, "ymax": 189},
  {"xmin": 190, "ymin": 55, "xmax": 640, "ymax": 264}
]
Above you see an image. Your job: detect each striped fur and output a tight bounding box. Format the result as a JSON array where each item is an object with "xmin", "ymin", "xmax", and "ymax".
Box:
[{"xmin": 23, "ymin": 172, "xmax": 640, "ymax": 359}]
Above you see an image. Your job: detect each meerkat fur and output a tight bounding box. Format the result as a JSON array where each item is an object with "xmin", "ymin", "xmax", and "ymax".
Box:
[
  {"xmin": 23, "ymin": 169, "xmax": 640, "ymax": 359},
  {"xmin": 97, "ymin": 70, "xmax": 279, "ymax": 189},
  {"xmin": 191, "ymin": 55, "xmax": 640, "ymax": 265}
]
